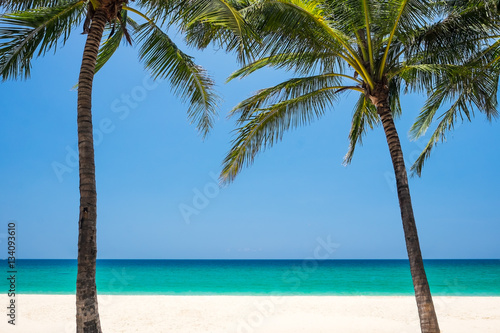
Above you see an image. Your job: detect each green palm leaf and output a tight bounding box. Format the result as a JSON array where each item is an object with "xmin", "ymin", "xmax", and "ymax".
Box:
[
  {"xmin": 182, "ymin": 0, "xmax": 258, "ymax": 62},
  {"xmin": 410, "ymin": 65, "xmax": 498, "ymax": 175},
  {"xmin": 94, "ymin": 14, "xmax": 138, "ymax": 74},
  {"xmin": 0, "ymin": 0, "xmax": 85, "ymax": 80},
  {"xmin": 136, "ymin": 0, "xmax": 257, "ymax": 63},
  {"xmin": 94, "ymin": 25, "xmax": 124, "ymax": 74},
  {"xmin": 343, "ymin": 93, "xmax": 378, "ymax": 165},
  {"xmin": 136, "ymin": 22, "xmax": 219, "ymax": 137},
  {"xmin": 227, "ymin": 52, "xmax": 348, "ymax": 80},
  {"xmin": 0, "ymin": 0, "xmax": 68, "ymax": 11},
  {"xmin": 403, "ymin": 1, "xmax": 498, "ymax": 66},
  {"xmin": 243, "ymin": 0, "xmax": 355, "ymax": 62},
  {"xmin": 222, "ymin": 82, "xmax": 354, "ymax": 183},
  {"xmin": 230, "ymin": 73, "xmax": 361, "ymax": 120}
]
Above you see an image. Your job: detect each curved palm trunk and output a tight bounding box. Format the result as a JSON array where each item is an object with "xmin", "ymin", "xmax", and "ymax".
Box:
[
  {"xmin": 373, "ymin": 89, "xmax": 440, "ymax": 333},
  {"xmin": 76, "ymin": 7, "xmax": 107, "ymax": 333}
]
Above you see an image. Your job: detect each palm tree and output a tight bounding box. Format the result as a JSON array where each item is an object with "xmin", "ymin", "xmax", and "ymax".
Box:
[
  {"xmin": 216, "ymin": 1, "xmax": 496, "ymax": 332},
  {"xmin": 0, "ymin": 1, "xmax": 253, "ymax": 332}
]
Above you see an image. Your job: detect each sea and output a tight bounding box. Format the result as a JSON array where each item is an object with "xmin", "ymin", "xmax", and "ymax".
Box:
[{"xmin": 1, "ymin": 259, "xmax": 499, "ymax": 295}]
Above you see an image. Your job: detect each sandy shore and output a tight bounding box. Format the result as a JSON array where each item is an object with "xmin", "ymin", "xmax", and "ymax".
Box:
[{"xmin": 1, "ymin": 295, "xmax": 498, "ymax": 332}]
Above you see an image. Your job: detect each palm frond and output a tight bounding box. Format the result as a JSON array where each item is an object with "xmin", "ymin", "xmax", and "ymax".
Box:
[
  {"xmin": 181, "ymin": 0, "xmax": 258, "ymax": 63},
  {"xmin": 403, "ymin": 1, "xmax": 498, "ymax": 65},
  {"xmin": 243, "ymin": 0, "xmax": 359, "ymax": 67},
  {"xmin": 137, "ymin": 0, "xmax": 257, "ymax": 63},
  {"xmin": 0, "ymin": 0, "xmax": 66, "ymax": 11},
  {"xmin": 135, "ymin": 0, "xmax": 184, "ymax": 25},
  {"xmin": 410, "ymin": 110, "xmax": 455, "ymax": 177},
  {"xmin": 391, "ymin": 0, "xmax": 434, "ymax": 35},
  {"xmin": 343, "ymin": 93, "xmax": 378, "ymax": 165},
  {"xmin": 323, "ymin": 0, "xmax": 367, "ymax": 34},
  {"xmin": 94, "ymin": 13, "xmax": 138, "ymax": 74},
  {"xmin": 388, "ymin": 76, "xmax": 402, "ymax": 117},
  {"xmin": 361, "ymin": 0, "xmax": 375, "ymax": 73},
  {"xmin": 221, "ymin": 84, "xmax": 350, "ymax": 183},
  {"xmin": 228, "ymin": 52, "xmax": 359, "ymax": 81},
  {"xmin": 410, "ymin": 65, "xmax": 498, "ymax": 140},
  {"xmin": 230, "ymin": 73, "xmax": 359, "ymax": 120},
  {"xmin": 95, "ymin": 25, "xmax": 124, "ymax": 74},
  {"xmin": 394, "ymin": 63, "xmax": 445, "ymax": 93},
  {"xmin": 378, "ymin": 0, "xmax": 434, "ymax": 78},
  {"xmin": 136, "ymin": 22, "xmax": 219, "ymax": 137},
  {"xmin": 0, "ymin": 0, "xmax": 85, "ymax": 80},
  {"xmin": 409, "ymin": 66, "xmax": 498, "ymax": 175}
]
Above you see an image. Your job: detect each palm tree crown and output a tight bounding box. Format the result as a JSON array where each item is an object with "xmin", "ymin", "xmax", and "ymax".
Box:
[
  {"xmin": 0, "ymin": 0, "xmax": 255, "ymax": 136},
  {"xmin": 221, "ymin": 0, "xmax": 497, "ymax": 180}
]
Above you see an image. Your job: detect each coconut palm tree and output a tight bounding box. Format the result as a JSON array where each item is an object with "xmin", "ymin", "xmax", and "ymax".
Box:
[
  {"xmin": 0, "ymin": 1, "xmax": 254, "ymax": 332},
  {"xmin": 217, "ymin": 1, "xmax": 496, "ymax": 332}
]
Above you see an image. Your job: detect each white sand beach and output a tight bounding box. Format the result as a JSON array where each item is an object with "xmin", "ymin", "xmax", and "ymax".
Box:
[{"xmin": 1, "ymin": 295, "xmax": 499, "ymax": 332}]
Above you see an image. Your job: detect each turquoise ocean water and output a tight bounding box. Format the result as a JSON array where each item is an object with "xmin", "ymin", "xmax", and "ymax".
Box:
[{"xmin": 1, "ymin": 259, "xmax": 499, "ymax": 295}]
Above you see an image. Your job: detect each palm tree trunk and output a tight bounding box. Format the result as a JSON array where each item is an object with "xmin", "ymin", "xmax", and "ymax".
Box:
[
  {"xmin": 76, "ymin": 7, "xmax": 107, "ymax": 333},
  {"xmin": 375, "ymin": 96, "xmax": 440, "ymax": 333}
]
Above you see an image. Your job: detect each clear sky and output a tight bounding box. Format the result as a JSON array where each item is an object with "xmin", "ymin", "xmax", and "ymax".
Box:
[{"xmin": 0, "ymin": 29, "xmax": 499, "ymax": 260}]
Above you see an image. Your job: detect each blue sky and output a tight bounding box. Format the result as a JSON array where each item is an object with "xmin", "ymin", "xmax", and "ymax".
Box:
[{"xmin": 0, "ymin": 29, "xmax": 499, "ymax": 260}]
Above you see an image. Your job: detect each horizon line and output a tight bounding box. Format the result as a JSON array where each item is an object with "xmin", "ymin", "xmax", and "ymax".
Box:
[{"xmin": 2, "ymin": 258, "xmax": 499, "ymax": 261}]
